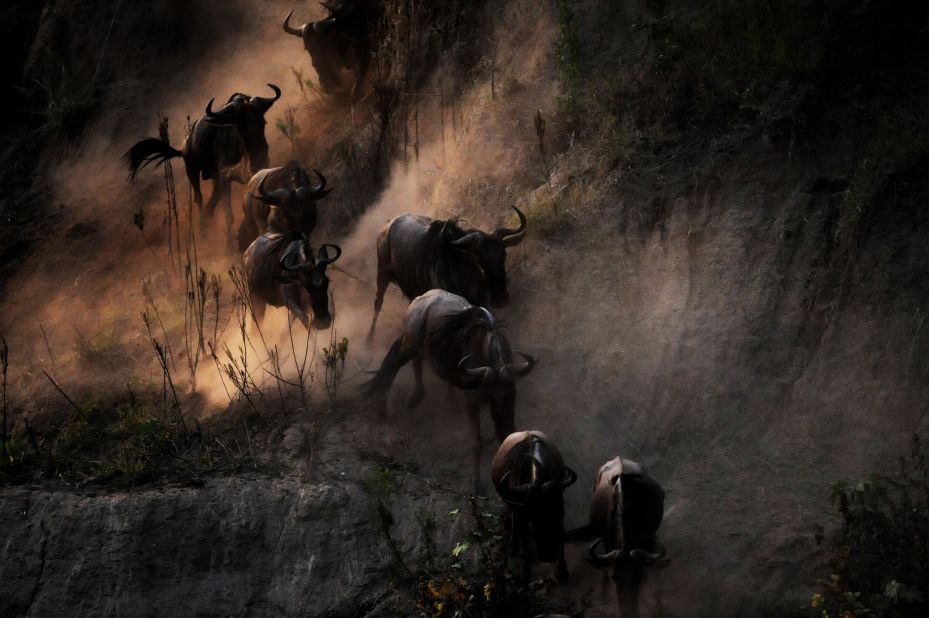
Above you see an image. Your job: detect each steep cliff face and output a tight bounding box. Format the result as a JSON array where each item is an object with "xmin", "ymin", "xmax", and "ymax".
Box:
[{"xmin": 1, "ymin": 0, "xmax": 928, "ymax": 616}]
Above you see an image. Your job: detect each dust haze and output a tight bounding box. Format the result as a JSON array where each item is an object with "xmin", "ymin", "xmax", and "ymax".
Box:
[{"xmin": 1, "ymin": 0, "xmax": 926, "ymax": 615}]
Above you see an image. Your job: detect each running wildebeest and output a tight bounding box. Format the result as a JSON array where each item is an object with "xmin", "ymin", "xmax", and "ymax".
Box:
[
  {"xmin": 125, "ymin": 84, "xmax": 281, "ymax": 244},
  {"xmin": 237, "ymin": 161, "xmax": 332, "ymax": 252},
  {"xmin": 492, "ymin": 430, "xmax": 578, "ymax": 584},
  {"xmin": 242, "ymin": 230, "xmax": 341, "ymax": 330},
  {"xmin": 367, "ymin": 206, "xmax": 527, "ymax": 339},
  {"xmin": 283, "ymin": 0, "xmax": 370, "ymax": 98},
  {"xmin": 567, "ymin": 457, "xmax": 668, "ymax": 618},
  {"xmin": 361, "ymin": 289, "xmax": 536, "ymax": 488}
]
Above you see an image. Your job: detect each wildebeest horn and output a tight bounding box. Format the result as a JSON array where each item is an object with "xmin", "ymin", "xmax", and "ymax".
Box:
[
  {"xmin": 315, "ymin": 244, "xmax": 341, "ymax": 267},
  {"xmin": 449, "ymin": 231, "xmax": 484, "ymax": 251},
  {"xmin": 205, "ymin": 98, "xmax": 237, "ymax": 123},
  {"xmin": 542, "ymin": 465, "xmax": 578, "ymax": 492},
  {"xmin": 253, "ymin": 84, "xmax": 282, "ymax": 113},
  {"xmin": 283, "ymin": 10, "xmax": 304, "ymax": 37},
  {"xmin": 587, "ymin": 538, "xmax": 622, "ymax": 567},
  {"xmin": 498, "ymin": 352, "xmax": 536, "ymax": 381},
  {"xmin": 253, "ymin": 175, "xmax": 293, "ymax": 206},
  {"xmin": 628, "ymin": 548, "xmax": 666, "ymax": 564},
  {"xmin": 496, "ymin": 471, "xmax": 537, "ymax": 505},
  {"xmin": 496, "ymin": 205, "xmax": 527, "ymax": 247},
  {"xmin": 458, "ymin": 354, "xmax": 496, "ymax": 382},
  {"xmin": 305, "ymin": 169, "xmax": 331, "ymax": 198}
]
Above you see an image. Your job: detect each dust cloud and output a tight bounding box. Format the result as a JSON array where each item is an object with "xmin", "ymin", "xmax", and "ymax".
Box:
[{"xmin": 2, "ymin": 0, "xmax": 924, "ymax": 615}]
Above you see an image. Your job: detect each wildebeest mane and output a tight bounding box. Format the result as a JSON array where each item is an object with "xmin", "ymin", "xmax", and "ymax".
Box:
[{"xmin": 400, "ymin": 218, "xmax": 485, "ymax": 303}]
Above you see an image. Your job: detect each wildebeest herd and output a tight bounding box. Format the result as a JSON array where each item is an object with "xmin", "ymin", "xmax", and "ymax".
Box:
[{"xmin": 123, "ymin": 2, "xmax": 668, "ymax": 613}]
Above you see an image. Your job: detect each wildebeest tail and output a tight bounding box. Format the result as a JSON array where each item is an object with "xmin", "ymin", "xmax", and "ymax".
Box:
[
  {"xmin": 359, "ymin": 339, "xmax": 403, "ymax": 397},
  {"xmin": 124, "ymin": 138, "xmax": 183, "ymax": 179}
]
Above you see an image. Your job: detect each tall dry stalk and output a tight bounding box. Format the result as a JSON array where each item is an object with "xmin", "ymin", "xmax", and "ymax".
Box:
[
  {"xmin": 142, "ymin": 311, "xmax": 187, "ymax": 436},
  {"xmin": 158, "ymin": 117, "xmax": 182, "ymax": 268},
  {"xmin": 1, "ymin": 336, "xmax": 8, "ymax": 454}
]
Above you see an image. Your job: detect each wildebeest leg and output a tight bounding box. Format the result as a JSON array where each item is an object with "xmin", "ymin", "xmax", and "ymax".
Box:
[
  {"xmin": 408, "ymin": 356, "xmax": 425, "ymax": 409},
  {"xmin": 367, "ymin": 256, "xmax": 391, "ymax": 342},
  {"xmin": 222, "ymin": 178, "xmax": 235, "ymax": 251},
  {"xmin": 250, "ymin": 297, "xmax": 267, "ymax": 335},
  {"xmin": 187, "ymin": 166, "xmax": 204, "ymax": 213},
  {"xmin": 615, "ymin": 568, "xmax": 643, "ymax": 618},
  {"xmin": 202, "ymin": 178, "xmax": 223, "ymax": 235},
  {"xmin": 363, "ymin": 337, "xmax": 416, "ymax": 418},
  {"xmin": 467, "ymin": 394, "xmax": 483, "ymax": 495}
]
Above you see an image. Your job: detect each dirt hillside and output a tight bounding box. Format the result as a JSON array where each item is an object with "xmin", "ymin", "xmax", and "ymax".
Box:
[{"xmin": 1, "ymin": 0, "xmax": 928, "ymax": 616}]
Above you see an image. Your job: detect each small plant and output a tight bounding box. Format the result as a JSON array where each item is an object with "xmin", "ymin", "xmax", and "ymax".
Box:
[
  {"xmin": 415, "ymin": 496, "xmax": 585, "ymax": 617},
  {"xmin": 323, "ymin": 335, "xmax": 349, "ymax": 412},
  {"xmin": 276, "ymin": 106, "xmax": 302, "ymax": 159},
  {"xmin": 811, "ymin": 434, "xmax": 929, "ymax": 617}
]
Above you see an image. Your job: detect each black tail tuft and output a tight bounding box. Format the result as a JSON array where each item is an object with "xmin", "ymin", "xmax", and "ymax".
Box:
[
  {"xmin": 124, "ymin": 138, "xmax": 183, "ymax": 180},
  {"xmin": 359, "ymin": 339, "xmax": 403, "ymax": 397}
]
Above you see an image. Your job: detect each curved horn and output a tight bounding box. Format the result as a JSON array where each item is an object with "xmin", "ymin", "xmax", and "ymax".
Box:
[
  {"xmin": 628, "ymin": 548, "xmax": 666, "ymax": 563},
  {"xmin": 279, "ymin": 239, "xmax": 315, "ymax": 274},
  {"xmin": 304, "ymin": 169, "xmax": 332, "ymax": 199},
  {"xmin": 458, "ymin": 354, "xmax": 496, "ymax": 382},
  {"xmin": 498, "ymin": 351, "xmax": 536, "ymax": 381},
  {"xmin": 448, "ymin": 230, "xmax": 484, "ymax": 251},
  {"xmin": 315, "ymin": 243, "xmax": 342, "ymax": 267},
  {"xmin": 282, "ymin": 10, "xmax": 304, "ymax": 37},
  {"xmin": 204, "ymin": 98, "xmax": 237, "ymax": 124},
  {"xmin": 495, "ymin": 471, "xmax": 537, "ymax": 505},
  {"xmin": 543, "ymin": 465, "xmax": 578, "ymax": 492},
  {"xmin": 253, "ymin": 83, "xmax": 282, "ymax": 113},
  {"xmin": 496, "ymin": 205, "xmax": 527, "ymax": 247},
  {"xmin": 253, "ymin": 175, "xmax": 293, "ymax": 206},
  {"xmin": 587, "ymin": 538, "xmax": 623, "ymax": 567}
]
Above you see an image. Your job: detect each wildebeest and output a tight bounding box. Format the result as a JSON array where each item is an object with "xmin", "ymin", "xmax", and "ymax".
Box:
[
  {"xmin": 283, "ymin": 1, "xmax": 370, "ymax": 98},
  {"xmin": 567, "ymin": 457, "xmax": 668, "ymax": 617},
  {"xmin": 361, "ymin": 289, "xmax": 535, "ymax": 487},
  {"xmin": 242, "ymin": 230, "xmax": 341, "ymax": 330},
  {"xmin": 237, "ymin": 161, "xmax": 332, "ymax": 252},
  {"xmin": 367, "ymin": 206, "xmax": 527, "ymax": 338},
  {"xmin": 492, "ymin": 430, "xmax": 578, "ymax": 584},
  {"xmin": 125, "ymin": 84, "xmax": 281, "ymax": 244}
]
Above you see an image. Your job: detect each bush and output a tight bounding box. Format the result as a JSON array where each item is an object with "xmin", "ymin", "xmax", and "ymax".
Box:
[{"xmin": 812, "ymin": 434, "xmax": 929, "ymax": 617}]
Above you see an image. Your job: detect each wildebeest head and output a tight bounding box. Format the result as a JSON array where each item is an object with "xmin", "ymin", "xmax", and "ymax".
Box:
[
  {"xmin": 454, "ymin": 309, "xmax": 535, "ymax": 438},
  {"xmin": 443, "ymin": 206, "xmax": 527, "ymax": 307},
  {"xmin": 586, "ymin": 457, "xmax": 666, "ymax": 569},
  {"xmin": 204, "ymin": 84, "xmax": 281, "ymax": 173},
  {"xmin": 253, "ymin": 168, "xmax": 331, "ymax": 234},
  {"xmin": 276, "ymin": 237, "xmax": 341, "ymax": 329},
  {"xmin": 494, "ymin": 431, "xmax": 578, "ymax": 562}
]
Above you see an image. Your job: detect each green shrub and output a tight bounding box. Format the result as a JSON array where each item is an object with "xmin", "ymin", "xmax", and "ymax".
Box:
[{"xmin": 812, "ymin": 434, "xmax": 929, "ymax": 617}]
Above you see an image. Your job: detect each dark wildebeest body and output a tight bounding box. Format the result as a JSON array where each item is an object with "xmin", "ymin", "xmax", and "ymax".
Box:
[
  {"xmin": 283, "ymin": 1, "xmax": 370, "ymax": 98},
  {"xmin": 568, "ymin": 457, "xmax": 668, "ymax": 617},
  {"xmin": 367, "ymin": 207, "xmax": 527, "ymax": 338},
  {"xmin": 243, "ymin": 231, "xmax": 341, "ymax": 330},
  {"xmin": 238, "ymin": 161, "xmax": 332, "ymax": 252},
  {"xmin": 492, "ymin": 430, "xmax": 578, "ymax": 584},
  {"xmin": 125, "ymin": 85, "xmax": 281, "ymax": 245},
  {"xmin": 361, "ymin": 289, "xmax": 536, "ymax": 489}
]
